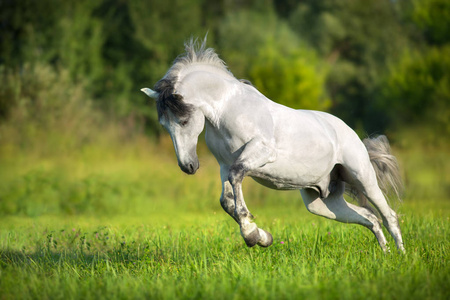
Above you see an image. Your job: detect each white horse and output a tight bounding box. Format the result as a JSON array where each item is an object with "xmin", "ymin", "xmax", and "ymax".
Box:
[{"xmin": 141, "ymin": 39, "xmax": 405, "ymax": 252}]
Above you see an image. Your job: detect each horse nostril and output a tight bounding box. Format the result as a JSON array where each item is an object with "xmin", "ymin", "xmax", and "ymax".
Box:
[{"xmin": 179, "ymin": 160, "xmax": 198, "ymax": 175}]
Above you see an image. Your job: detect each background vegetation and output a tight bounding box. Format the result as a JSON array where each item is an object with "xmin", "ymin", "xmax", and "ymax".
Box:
[
  {"xmin": 1, "ymin": 0, "xmax": 449, "ymax": 135},
  {"xmin": 0, "ymin": 0, "xmax": 448, "ymax": 299}
]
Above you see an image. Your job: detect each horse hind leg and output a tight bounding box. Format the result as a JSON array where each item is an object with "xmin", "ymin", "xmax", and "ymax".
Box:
[
  {"xmin": 300, "ymin": 182, "xmax": 389, "ymax": 252},
  {"xmin": 358, "ymin": 183, "xmax": 405, "ymax": 252},
  {"xmin": 340, "ymin": 151, "xmax": 405, "ymax": 252}
]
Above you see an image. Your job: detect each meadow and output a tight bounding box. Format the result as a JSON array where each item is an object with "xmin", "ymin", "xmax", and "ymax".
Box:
[
  {"xmin": 0, "ymin": 133, "xmax": 449, "ymax": 300},
  {"xmin": 1, "ymin": 1, "xmax": 449, "ymax": 298}
]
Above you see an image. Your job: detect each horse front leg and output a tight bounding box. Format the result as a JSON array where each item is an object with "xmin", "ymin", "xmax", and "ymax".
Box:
[
  {"xmin": 230, "ymin": 175, "xmax": 273, "ymax": 248},
  {"xmin": 219, "ymin": 167, "xmax": 239, "ymax": 224},
  {"xmin": 225, "ymin": 139, "xmax": 276, "ymax": 247}
]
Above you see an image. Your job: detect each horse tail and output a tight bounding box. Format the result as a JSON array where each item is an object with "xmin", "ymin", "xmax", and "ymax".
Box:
[{"xmin": 363, "ymin": 135, "xmax": 403, "ymax": 202}]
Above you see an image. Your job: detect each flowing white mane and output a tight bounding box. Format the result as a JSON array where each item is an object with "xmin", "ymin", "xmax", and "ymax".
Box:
[
  {"xmin": 163, "ymin": 38, "xmax": 231, "ymax": 81},
  {"xmin": 150, "ymin": 38, "xmax": 234, "ymax": 120}
]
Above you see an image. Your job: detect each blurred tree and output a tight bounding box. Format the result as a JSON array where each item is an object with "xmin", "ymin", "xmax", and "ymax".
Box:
[
  {"xmin": 129, "ymin": 0, "xmax": 204, "ymax": 81},
  {"xmin": 380, "ymin": 46, "xmax": 450, "ymax": 134},
  {"xmin": 287, "ymin": 0, "xmax": 410, "ymax": 132},
  {"xmin": 1, "ymin": 0, "xmax": 447, "ymax": 138},
  {"xmin": 128, "ymin": 0, "xmax": 205, "ymax": 132},
  {"xmin": 0, "ymin": 0, "xmax": 61, "ymax": 118},
  {"xmin": 378, "ymin": 0, "xmax": 450, "ymax": 137},
  {"xmin": 250, "ymin": 46, "xmax": 330, "ymax": 110},
  {"xmin": 218, "ymin": 8, "xmax": 329, "ymax": 110},
  {"xmin": 218, "ymin": 9, "xmax": 287, "ymax": 76},
  {"xmin": 58, "ymin": 1, "xmax": 104, "ymax": 93},
  {"xmin": 0, "ymin": 0, "xmax": 60, "ymax": 67},
  {"xmin": 0, "ymin": 63, "xmax": 102, "ymax": 154},
  {"xmin": 410, "ymin": 0, "xmax": 450, "ymax": 46},
  {"xmin": 0, "ymin": 0, "xmax": 207, "ymax": 133}
]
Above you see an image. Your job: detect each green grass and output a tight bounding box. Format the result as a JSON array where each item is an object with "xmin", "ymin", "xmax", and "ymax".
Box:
[
  {"xmin": 0, "ymin": 209, "xmax": 448, "ymax": 300},
  {"xmin": 0, "ymin": 135, "xmax": 449, "ymax": 299}
]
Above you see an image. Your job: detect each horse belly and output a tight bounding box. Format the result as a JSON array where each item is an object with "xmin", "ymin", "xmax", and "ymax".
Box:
[
  {"xmin": 249, "ymin": 161, "xmax": 332, "ymax": 191},
  {"xmin": 249, "ymin": 138, "xmax": 337, "ymax": 195},
  {"xmin": 250, "ymin": 174, "xmax": 307, "ymax": 190}
]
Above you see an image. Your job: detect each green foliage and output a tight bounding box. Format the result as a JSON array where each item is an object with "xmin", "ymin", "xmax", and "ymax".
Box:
[
  {"xmin": 217, "ymin": 8, "xmax": 330, "ymax": 110},
  {"xmin": 250, "ymin": 46, "xmax": 330, "ymax": 110},
  {"xmin": 0, "ymin": 0, "xmax": 61, "ymax": 67},
  {"xmin": 411, "ymin": 0, "xmax": 450, "ymax": 45},
  {"xmin": 57, "ymin": 1, "xmax": 105, "ymax": 98},
  {"xmin": 217, "ymin": 8, "xmax": 298, "ymax": 76},
  {"xmin": 380, "ymin": 46, "xmax": 450, "ymax": 135},
  {"xmin": 288, "ymin": 0, "xmax": 411, "ymax": 131},
  {"xmin": 0, "ymin": 64, "xmax": 103, "ymax": 155},
  {"xmin": 1, "ymin": 0, "xmax": 448, "ymax": 134}
]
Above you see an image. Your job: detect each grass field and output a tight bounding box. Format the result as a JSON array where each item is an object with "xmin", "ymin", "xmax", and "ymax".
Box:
[{"xmin": 0, "ymin": 136, "xmax": 449, "ymax": 299}]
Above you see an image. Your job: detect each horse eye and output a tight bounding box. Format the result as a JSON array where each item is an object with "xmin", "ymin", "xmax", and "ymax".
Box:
[{"xmin": 179, "ymin": 119, "xmax": 189, "ymax": 127}]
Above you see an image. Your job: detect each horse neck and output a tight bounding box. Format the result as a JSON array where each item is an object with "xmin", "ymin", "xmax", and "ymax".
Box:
[{"xmin": 178, "ymin": 66, "xmax": 237, "ymax": 127}]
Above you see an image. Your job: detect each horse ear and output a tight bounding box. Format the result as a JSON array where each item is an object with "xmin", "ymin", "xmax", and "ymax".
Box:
[{"xmin": 140, "ymin": 88, "xmax": 159, "ymax": 99}]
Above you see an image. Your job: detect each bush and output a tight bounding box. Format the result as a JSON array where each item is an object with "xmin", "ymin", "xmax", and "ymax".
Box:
[
  {"xmin": 0, "ymin": 64, "xmax": 103, "ymax": 156},
  {"xmin": 380, "ymin": 46, "xmax": 450, "ymax": 136},
  {"xmin": 249, "ymin": 46, "xmax": 330, "ymax": 110},
  {"xmin": 218, "ymin": 8, "xmax": 330, "ymax": 110},
  {"xmin": 411, "ymin": 0, "xmax": 450, "ymax": 46}
]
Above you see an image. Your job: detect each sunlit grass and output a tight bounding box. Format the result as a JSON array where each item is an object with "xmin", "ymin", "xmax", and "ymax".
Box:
[{"xmin": 0, "ymin": 208, "xmax": 448, "ymax": 299}]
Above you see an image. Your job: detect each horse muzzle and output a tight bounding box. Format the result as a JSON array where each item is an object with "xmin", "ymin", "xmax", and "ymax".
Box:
[{"xmin": 178, "ymin": 159, "xmax": 199, "ymax": 175}]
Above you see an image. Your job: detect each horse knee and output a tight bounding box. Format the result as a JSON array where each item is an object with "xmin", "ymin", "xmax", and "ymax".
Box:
[
  {"xmin": 220, "ymin": 193, "xmax": 234, "ymax": 215},
  {"xmin": 228, "ymin": 163, "xmax": 245, "ymax": 185}
]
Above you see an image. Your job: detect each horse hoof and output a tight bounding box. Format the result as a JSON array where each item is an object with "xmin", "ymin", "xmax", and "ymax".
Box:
[
  {"xmin": 243, "ymin": 228, "xmax": 261, "ymax": 247},
  {"xmin": 257, "ymin": 229, "xmax": 273, "ymax": 247}
]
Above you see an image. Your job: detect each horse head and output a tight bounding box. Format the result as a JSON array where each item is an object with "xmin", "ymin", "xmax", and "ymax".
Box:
[{"xmin": 141, "ymin": 79, "xmax": 203, "ymax": 175}]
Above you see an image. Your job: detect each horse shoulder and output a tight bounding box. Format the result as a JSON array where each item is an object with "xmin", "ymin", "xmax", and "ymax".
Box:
[{"xmin": 223, "ymin": 91, "xmax": 276, "ymax": 141}]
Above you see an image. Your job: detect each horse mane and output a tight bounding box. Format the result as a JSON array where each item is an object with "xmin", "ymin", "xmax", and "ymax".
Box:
[
  {"xmin": 154, "ymin": 37, "xmax": 230, "ymax": 120},
  {"xmin": 172, "ymin": 37, "xmax": 230, "ymax": 76}
]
